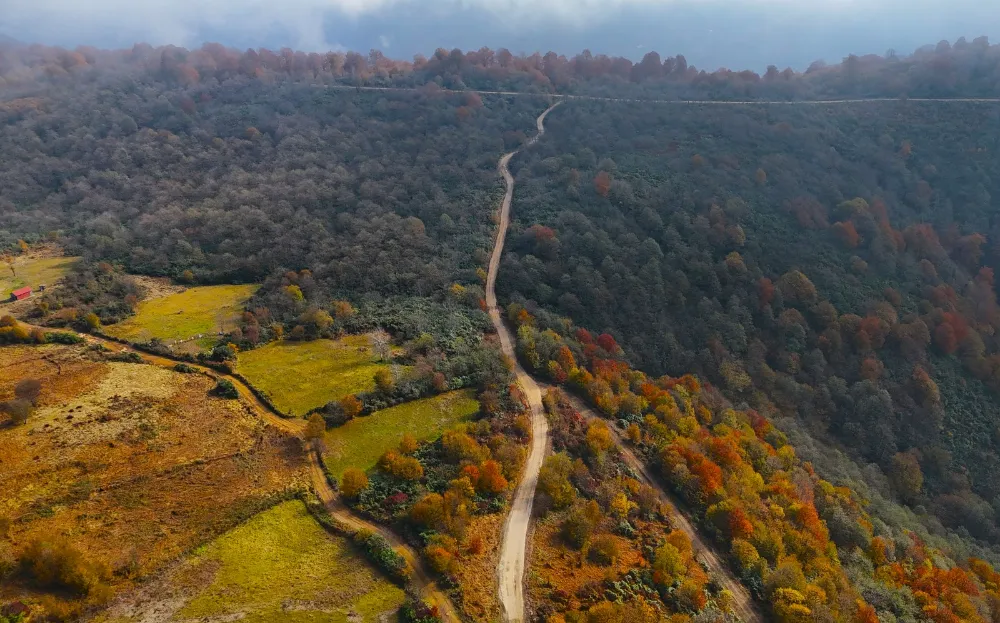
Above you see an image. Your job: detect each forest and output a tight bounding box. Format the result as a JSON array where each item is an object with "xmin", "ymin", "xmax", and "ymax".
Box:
[
  {"xmin": 498, "ymin": 95, "xmax": 1000, "ymax": 589},
  {"xmin": 3, "ymin": 32, "xmax": 1000, "ymax": 623}
]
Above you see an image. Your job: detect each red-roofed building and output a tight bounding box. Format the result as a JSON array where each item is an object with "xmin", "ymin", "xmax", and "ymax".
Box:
[{"xmin": 10, "ymin": 286, "xmax": 31, "ymax": 301}]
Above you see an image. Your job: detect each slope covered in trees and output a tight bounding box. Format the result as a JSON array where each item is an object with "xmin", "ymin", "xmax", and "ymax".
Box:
[{"xmin": 499, "ymin": 99, "xmax": 1000, "ymax": 559}]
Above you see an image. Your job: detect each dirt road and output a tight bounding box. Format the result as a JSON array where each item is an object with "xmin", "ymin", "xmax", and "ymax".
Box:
[
  {"xmin": 306, "ymin": 446, "xmax": 460, "ymax": 621},
  {"xmin": 562, "ymin": 394, "xmax": 763, "ymax": 623},
  {"xmin": 17, "ymin": 323, "xmax": 461, "ymax": 620},
  {"xmin": 489, "ymin": 102, "xmax": 561, "ymax": 623}
]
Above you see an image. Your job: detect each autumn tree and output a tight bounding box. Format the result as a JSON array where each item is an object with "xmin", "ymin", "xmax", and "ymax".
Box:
[
  {"xmin": 538, "ymin": 452, "xmax": 576, "ymax": 509},
  {"xmin": 305, "ymin": 413, "xmax": 326, "ymax": 441},
  {"xmin": 593, "ymin": 171, "xmax": 611, "ymax": 197},
  {"xmin": 340, "ymin": 468, "xmax": 369, "ymax": 499}
]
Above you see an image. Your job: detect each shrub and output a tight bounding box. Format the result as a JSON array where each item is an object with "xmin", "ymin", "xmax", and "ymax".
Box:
[
  {"xmin": 18, "ymin": 537, "xmax": 110, "ymax": 596},
  {"xmin": 562, "ymin": 500, "xmax": 602, "ymax": 549},
  {"xmin": 44, "ymin": 331, "xmax": 83, "ymax": 344},
  {"xmin": 173, "ymin": 363, "xmax": 196, "ymax": 373},
  {"xmin": 388, "ymin": 456, "xmax": 424, "ymax": 481},
  {"xmin": 0, "ymin": 399, "xmax": 33, "ymax": 426},
  {"xmin": 588, "ymin": 534, "xmax": 620, "ymax": 566},
  {"xmin": 0, "ymin": 541, "xmax": 16, "ymax": 580},
  {"xmin": 212, "ymin": 378, "xmax": 239, "ymax": 399},
  {"xmin": 400, "ymin": 599, "xmax": 441, "ymax": 623},
  {"xmin": 353, "ymin": 529, "xmax": 409, "ymax": 583},
  {"xmin": 424, "ymin": 545, "xmax": 454, "ymax": 574},
  {"xmin": 340, "ymin": 468, "xmax": 369, "ymax": 499},
  {"xmin": 108, "ymin": 351, "xmax": 143, "ymax": 363}
]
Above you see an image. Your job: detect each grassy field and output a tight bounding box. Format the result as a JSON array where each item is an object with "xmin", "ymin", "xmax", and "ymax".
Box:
[
  {"xmin": 324, "ymin": 389, "xmax": 480, "ymax": 480},
  {"xmin": 0, "ymin": 254, "xmax": 79, "ymax": 297},
  {"xmin": 237, "ymin": 335, "xmax": 390, "ymax": 416},
  {"xmin": 176, "ymin": 500, "xmax": 404, "ymax": 622},
  {"xmin": 104, "ymin": 284, "xmax": 257, "ymax": 349},
  {"xmin": 0, "ymin": 343, "xmax": 306, "ymax": 613}
]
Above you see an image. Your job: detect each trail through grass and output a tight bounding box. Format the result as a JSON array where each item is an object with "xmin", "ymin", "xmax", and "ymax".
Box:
[
  {"xmin": 104, "ymin": 284, "xmax": 257, "ymax": 346},
  {"xmin": 324, "ymin": 389, "xmax": 480, "ymax": 480},
  {"xmin": 237, "ymin": 335, "xmax": 390, "ymax": 416}
]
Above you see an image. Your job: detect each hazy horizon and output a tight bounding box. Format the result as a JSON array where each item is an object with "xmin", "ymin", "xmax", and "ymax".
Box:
[{"xmin": 2, "ymin": 0, "xmax": 998, "ymax": 71}]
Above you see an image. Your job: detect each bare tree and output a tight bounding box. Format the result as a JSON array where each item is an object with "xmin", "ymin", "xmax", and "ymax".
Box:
[{"xmin": 370, "ymin": 329, "xmax": 391, "ymax": 362}]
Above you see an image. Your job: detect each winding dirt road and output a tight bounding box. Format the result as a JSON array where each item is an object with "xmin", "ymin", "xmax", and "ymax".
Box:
[
  {"xmin": 17, "ymin": 323, "xmax": 460, "ymax": 620},
  {"xmin": 489, "ymin": 102, "xmax": 561, "ymax": 623},
  {"xmin": 484, "ymin": 103, "xmax": 762, "ymax": 622}
]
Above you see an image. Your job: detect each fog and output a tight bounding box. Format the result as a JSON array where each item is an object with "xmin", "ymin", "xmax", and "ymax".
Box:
[{"xmin": 1, "ymin": 0, "xmax": 997, "ymax": 70}]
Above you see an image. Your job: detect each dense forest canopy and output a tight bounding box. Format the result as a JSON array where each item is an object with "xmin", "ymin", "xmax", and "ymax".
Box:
[{"xmin": 499, "ymin": 99, "xmax": 1000, "ymax": 550}]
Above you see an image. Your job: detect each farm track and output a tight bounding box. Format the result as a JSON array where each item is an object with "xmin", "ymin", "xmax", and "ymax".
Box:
[
  {"xmin": 562, "ymin": 393, "xmax": 763, "ymax": 623},
  {"xmin": 490, "ymin": 102, "xmax": 560, "ymax": 623},
  {"xmin": 16, "ymin": 323, "xmax": 461, "ymax": 621}
]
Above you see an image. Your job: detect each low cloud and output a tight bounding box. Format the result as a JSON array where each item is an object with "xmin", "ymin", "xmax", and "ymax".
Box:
[{"xmin": 0, "ymin": 0, "xmax": 995, "ymax": 68}]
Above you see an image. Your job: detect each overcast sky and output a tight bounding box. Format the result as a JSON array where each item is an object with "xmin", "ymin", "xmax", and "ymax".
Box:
[{"xmin": 1, "ymin": 0, "xmax": 997, "ymax": 70}]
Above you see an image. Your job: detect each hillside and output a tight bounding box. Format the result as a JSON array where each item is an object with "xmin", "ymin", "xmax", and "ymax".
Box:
[{"xmin": 3, "ymin": 34, "xmax": 1000, "ymax": 623}]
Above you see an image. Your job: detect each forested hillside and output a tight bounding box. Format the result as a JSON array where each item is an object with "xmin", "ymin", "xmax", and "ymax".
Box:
[{"xmin": 499, "ymin": 100, "xmax": 1000, "ymax": 551}]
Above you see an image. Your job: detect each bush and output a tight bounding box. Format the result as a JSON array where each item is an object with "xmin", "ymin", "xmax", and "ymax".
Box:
[
  {"xmin": 353, "ymin": 529, "xmax": 409, "ymax": 583},
  {"xmin": 18, "ymin": 537, "xmax": 110, "ymax": 596},
  {"xmin": 212, "ymin": 378, "xmax": 239, "ymax": 399},
  {"xmin": 173, "ymin": 363, "xmax": 197, "ymax": 373},
  {"xmin": 400, "ymin": 599, "xmax": 441, "ymax": 623},
  {"xmin": 340, "ymin": 468, "xmax": 369, "ymax": 499},
  {"xmin": 0, "ymin": 541, "xmax": 16, "ymax": 580},
  {"xmin": 588, "ymin": 534, "xmax": 620, "ymax": 566},
  {"xmin": 0, "ymin": 399, "xmax": 33, "ymax": 426},
  {"xmin": 44, "ymin": 331, "xmax": 83, "ymax": 344},
  {"xmin": 108, "ymin": 351, "xmax": 144, "ymax": 363}
]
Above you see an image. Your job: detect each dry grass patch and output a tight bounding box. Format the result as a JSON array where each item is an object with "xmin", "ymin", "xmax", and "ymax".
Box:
[
  {"xmin": 0, "ymin": 343, "xmax": 307, "ymax": 615},
  {"xmin": 103, "ymin": 284, "xmax": 257, "ymax": 352},
  {"xmin": 450, "ymin": 513, "xmax": 504, "ymax": 622},
  {"xmin": 527, "ymin": 512, "xmax": 650, "ymax": 614},
  {"xmin": 236, "ymin": 335, "xmax": 390, "ymax": 417}
]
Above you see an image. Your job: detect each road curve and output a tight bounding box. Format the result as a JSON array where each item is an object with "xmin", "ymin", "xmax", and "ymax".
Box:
[
  {"xmin": 306, "ymin": 446, "xmax": 460, "ymax": 621},
  {"xmin": 562, "ymin": 394, "xmax": 763, "ymax": 623},
  {"xmin": 490, "ymin": 101, "xmax": 561, "ymax": 623},
  {"xmin": 16, "ymin": 322, "xmax": 460, "ymax": 620}
]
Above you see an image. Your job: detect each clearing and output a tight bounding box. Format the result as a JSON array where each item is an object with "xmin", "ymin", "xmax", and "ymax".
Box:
[
  {"xmin": 98, "ymin": 499, "xmax": 405, "ymax": 623},
  {"xmin": 323, "ymin": 389, "xmax": 480, "ymax": 481},
  {"xmin": 0, "ymin": 254, "xmax": 79, "ymax": 298},
  {"xmin": 236, "ymin": 335, "xmax": 390, "ymax": 417},
  {"xmin": 0, "ymin": 342, "xmax": 306, "ymax": 611},
  {"xmin": 103, "ymin": 284, "xmax": 257, "ymax": 352}
]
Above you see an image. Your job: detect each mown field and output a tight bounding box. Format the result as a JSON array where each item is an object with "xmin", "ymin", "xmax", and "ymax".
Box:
[
  {"xmin": 0, "ymin": 342, "xmax": 306, "ymax": 615},
  {"xmin": 0, "ymin": 254, "xmax": 79, "ymax": 297},
  {"xmin": 103, "ymin": 284, "xmax": 257, "ymax": 351},
  {"xmin": 98, "ymin": 500, "xmax": 405, "ymax": 623},
  {"xmin": 236, "ymin": 335, "xmax": 389, "ymax": 417},
  {"xmin": 323, "ymin": 389, "xmax": 480, "ymax": 481}
]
